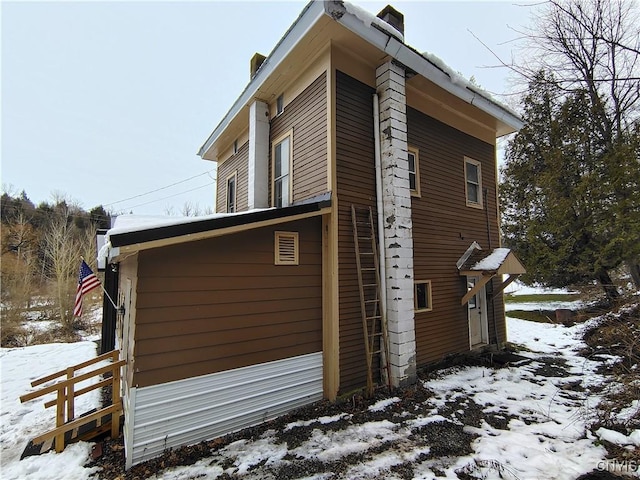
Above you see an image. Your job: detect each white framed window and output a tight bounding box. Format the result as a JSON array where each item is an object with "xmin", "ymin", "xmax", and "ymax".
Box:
[
  {"xmin": 272, "ymin": 130, "xmax": 292, "ymax": 208},
  {"xmin": 226, "ymin": 172, "xmax": 237, "ymax": 213},
  {"xmin": 276, "ymin": 94, "xmax": 284, "ymax": 115},
  {"xmin": 275, "ymin": 231, "xmax": 299, "ymax": 265},
  {"xmin": 464, "ymin": 157, "xmax": 483, "ymax": 209},
  {"xmin": 414, "ymin": 280, "xmax": 432, "ymax": 312},
  {"xmin": 408, "ymin": 147, "xmax": 421, "ymax": 197},
  {"xmin": 467, "ymin": 278, "xmax": 478, "ymax": 309}
]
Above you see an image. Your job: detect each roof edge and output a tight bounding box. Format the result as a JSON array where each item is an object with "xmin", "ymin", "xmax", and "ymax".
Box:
[
  {"xmin": 110, "ymin": 193, "xmax": 331, "ymax": 248},
  {"xmin": 197, "ymin": 1, "xmax": 324, "ymax": 159}
]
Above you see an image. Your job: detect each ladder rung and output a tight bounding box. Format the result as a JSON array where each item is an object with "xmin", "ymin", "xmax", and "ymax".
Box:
[
  {"xmin": 358, "ymin": 236, "xmax": 373, "ymax": 240},
  {"xmin": 361, "ymin": 267, "xmax": 376, "ymax": 271},
  {"xmin": 366, "ymin": 315, "xmax": 382, "ymax": 320},
  {"xmin": 369, "ymin": 332, "xmax": 383, "ymax": 338},
  {"xmin": 363, "ymin": 284, "xmax": 377, "ymax": 287},
  {"xmin": 360, "ymin": 252, "xmax": 375, "ymax": 256},
  {"xmin": 371, "ymin": 350, "xmax": 382, "ymax": 355},
  {"xmin": 365, "ymin": 299, "xmax": 379, "ymax": 304}
]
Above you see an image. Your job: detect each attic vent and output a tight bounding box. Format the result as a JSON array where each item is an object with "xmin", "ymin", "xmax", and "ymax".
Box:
[{"xmin": 275, "ymin": 231, "xmax": 299, "ymax": 265}]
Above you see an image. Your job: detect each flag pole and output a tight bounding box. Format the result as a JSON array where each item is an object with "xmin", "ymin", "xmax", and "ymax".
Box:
[{"xmin": 102, "ymin": 285, "xmax": 119, "ymax": 310}]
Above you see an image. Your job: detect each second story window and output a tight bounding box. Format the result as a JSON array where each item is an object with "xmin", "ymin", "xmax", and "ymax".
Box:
[
  {"xmin": 273, "ymin": 131, "xmax": 292, "ymax": 208},
  {"xmin": 408, "ymin": 147, "xmax": 420, "ymax": 197},
  {"xmin": 226, "ymin": 173, "xmax": 237, "ymax": 213},
  {"xmin": 464, "ymin": 157, "xmax": 483, "ymax": 209}
]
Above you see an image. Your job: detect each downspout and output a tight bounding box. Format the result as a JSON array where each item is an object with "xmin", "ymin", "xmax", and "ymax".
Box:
[
  {"xmin": 484, "ymin": 187, "xmax": 499, "ymax": 346},
  {"xmin": 373, "ymin": 93, "xmax": 391, "ymax": 389}
]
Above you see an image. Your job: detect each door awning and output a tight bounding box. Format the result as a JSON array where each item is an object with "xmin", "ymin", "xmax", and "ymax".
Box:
[{"xmin": 457, "ymin": 243, "xmax": 526, "ymax": 305}]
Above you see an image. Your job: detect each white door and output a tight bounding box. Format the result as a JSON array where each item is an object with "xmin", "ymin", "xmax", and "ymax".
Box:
[{"xmin": 467, "ymin": 276, "xmax": 487, "ymax": 347}]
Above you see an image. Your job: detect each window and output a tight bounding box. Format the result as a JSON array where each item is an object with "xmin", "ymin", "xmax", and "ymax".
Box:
[
  {"xmin": 275, "ymin": 231, "xmax": 299, "ymax": 265},
  {"xmin": 226, "ymin": 172, "xmax": 237, "ymax": 213},
  {"xmin": 414, "ymin": 280, "xmax": 432, "ymax": 312},
  {"xmin": 467, "ymin": 278, "xmax": 477, "ymax": 309},
  {"xmin": 272, "ymin": 131, "xmax": 292, "ymax": 208},
  {"xmin": 276, "ymin": 94, "xmax": 284, "ymax": 115},
  {"xmin": 233, "ymin": 139, "xmax": 238, "ymax": 154},
  {"xmin": 464, "ymin": 157, "xmax": 483, "ymax": 208},
  {"xmin": 408, "ymin": 147, "xmax": 421, "ymax": 197}
]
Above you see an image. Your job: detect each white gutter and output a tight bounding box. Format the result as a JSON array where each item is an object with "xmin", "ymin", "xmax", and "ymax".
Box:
[
  {"xmin": 198, "ymin": 1, "xmax": 324, "ymax": 158},
  {"xmin": 199, "ymin": 0, "xmax": 522, "ymax": 159},
  {"xmin": 372, "ymin": 94, "xmax": 387, "ymax": 317}
]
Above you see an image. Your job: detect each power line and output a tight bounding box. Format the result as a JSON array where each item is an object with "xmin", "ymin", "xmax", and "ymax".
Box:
[
  {"xmin": 122, "ymin": 182, "xmax": 215, "ymax": 210},
  {"xmin": 103, "ymin": 170, "xmax": 216, "ymax": 207}
]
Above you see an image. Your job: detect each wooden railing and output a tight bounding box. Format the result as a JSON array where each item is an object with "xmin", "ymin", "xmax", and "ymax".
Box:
[{"xmin": 20, "ymin": 349, "xmax": 126, "ymax": 453}]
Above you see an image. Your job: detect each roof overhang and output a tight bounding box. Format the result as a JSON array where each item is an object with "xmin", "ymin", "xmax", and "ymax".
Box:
[
  {"xmin": 457, "ymin": 244, "xmax": 527, "ymax": 305},
  {"xmin": 198, "ymin": 1, "xmax": 523, "ymax": 161},
  {"xmin": 107, "ymin": 193, "xmax": 331, "ymax": 258}
]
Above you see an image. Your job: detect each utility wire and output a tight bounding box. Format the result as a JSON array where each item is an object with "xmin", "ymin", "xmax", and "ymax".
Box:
[
  {"xmin": 103, "ymin": 170, "xmax": 215, "ymax": 207},
  {"xmin": 122, "ymin": 182, "xmax": 215, "ymax": 210}
]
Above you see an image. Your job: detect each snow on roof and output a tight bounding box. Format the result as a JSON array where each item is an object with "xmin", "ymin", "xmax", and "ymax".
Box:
[
  {"xmin": 107, "ymin": 209, "xmax": 273, "ymax": 237},
  {"xmin": 343, "ymin": 2, "xmax": 404, "ymax": 42},
  {"xmin": 471, "ymin": 247, "xmax": 511, "ymax": 271},
  {"xmin": 420, "ymin": 50, "xmax": 520, "ymax": 120},
  {"xmin": 97, "ymin": 209, "xmax": 273, "ymax": 263}
]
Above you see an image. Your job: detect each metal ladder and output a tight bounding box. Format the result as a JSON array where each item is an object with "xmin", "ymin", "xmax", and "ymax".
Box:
[{"xmin": 351, "ymin": 204, "xmax": 391, "ymax": 396}]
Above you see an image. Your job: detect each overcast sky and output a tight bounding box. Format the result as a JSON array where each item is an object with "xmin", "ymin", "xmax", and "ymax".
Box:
[{"xmin": 2, "ymin": 1, "xmax": 535, "ymax": 216}]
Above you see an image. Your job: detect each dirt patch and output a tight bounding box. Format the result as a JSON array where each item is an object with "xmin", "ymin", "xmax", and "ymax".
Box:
[{"xmin": 531, "ymin": 356, "xmax": 572, "ymax": 377}]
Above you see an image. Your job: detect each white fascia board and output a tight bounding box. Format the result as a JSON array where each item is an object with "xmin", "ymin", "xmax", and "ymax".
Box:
[
  {"xmin": 332, "ymin": 3, "xmax": 524, "ymax": 133},
  {"xmin": 198, "ymin": 1, "xmax": 325, "ymax": 159}
]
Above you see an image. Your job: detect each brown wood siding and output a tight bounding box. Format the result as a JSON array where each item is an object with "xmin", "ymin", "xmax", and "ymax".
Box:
[
  {"xmin": 407, "ymin": 106, "xmax": 506, "ymax": 366},
  {"xmin": 270, "ymin": 73, "xmax": 327, "ymax": 204},
  {"xmin": 216, "ymin": 140, "xmax": 249, "ymax": 213},
  {"xmin": 335, "ymin": 71, "xmax": 378, "ymax": 394},
  {"xmin": 132, "ymin": 217, "xmax": 322, "ymax": 388}
]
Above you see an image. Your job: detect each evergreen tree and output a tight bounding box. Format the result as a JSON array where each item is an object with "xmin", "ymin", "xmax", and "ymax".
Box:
[{"xmin": 501, "ymin": 72, "xmax": 640, "ymax": 300}]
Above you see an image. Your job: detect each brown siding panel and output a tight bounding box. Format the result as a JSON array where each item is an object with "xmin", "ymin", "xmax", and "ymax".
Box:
[
  {"xmin": 216, "ymin": 140, "xmax": 249, "ymax": 213},
  {"xmin": 407, "ymin": 106, "xmax": 505, "ymax": 366},
  {"xmin": 133, "ymin": 217, "xmax": 322, "ymax": 388},
  {"xmin": 271, "ymin": 73, "xmax": 328, "ymax": 204},
  {"xmin": 335, "ymin": 71, "xmax": 378, "ymax": 394}
]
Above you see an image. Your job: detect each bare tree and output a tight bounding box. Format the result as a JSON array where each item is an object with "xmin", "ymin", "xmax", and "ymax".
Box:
[
  {"xmin": 523, "ymin": 0, "xmax": 640, "ymax": 140},
  {"xmin": 1, "ymin": 212, "xmax": 40, "ymax": 345},
  {"xmin": 44, "ymin": 207, "xmax": 82, "ymax": 331}
]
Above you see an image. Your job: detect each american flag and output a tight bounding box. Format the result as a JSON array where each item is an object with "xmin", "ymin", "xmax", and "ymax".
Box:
[{"xmin": 73, "ymin": 260, "xmax": 101, "ymax": 317}]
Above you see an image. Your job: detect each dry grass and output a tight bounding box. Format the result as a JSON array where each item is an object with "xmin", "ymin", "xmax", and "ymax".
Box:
[{"xmin": 583, "ymin": 301, "xmax": 640, "ymax": 454}]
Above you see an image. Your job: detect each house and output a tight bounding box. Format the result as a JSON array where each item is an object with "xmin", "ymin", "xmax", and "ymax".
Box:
[{"xmin": 99, "ymin": 1, "xmax": 525, "ymax": 468}]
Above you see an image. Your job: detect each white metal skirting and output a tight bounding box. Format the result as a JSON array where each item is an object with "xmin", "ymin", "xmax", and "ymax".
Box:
[{"xmin": 126, "ymin": 352, "xmax": 323, "ymax": 467}]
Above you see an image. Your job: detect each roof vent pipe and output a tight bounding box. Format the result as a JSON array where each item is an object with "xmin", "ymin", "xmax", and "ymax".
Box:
[{"xmin": 376, "ymin": 5, "xmax": 404, "ymax": 36}]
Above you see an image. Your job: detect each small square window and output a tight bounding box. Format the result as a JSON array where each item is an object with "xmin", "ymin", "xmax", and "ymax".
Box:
[
  {"xmin": 226, "ymin": 172, "xmax": 237, "ymax": 213},
  {"xmin": 414, "ymin": 280, "xmax": 432, "ymax": 312},
  {"xmin": 275, "ymin": 231, "xmax": 298, "ymax": 265},
  {"xmin": 276, "ymin": 94, "xmax": 284, "ymax": 115},
  {"xmin": 408, "ymin": 147, "xmax": 421, "ymax": 197},
  {"xmin": 464, "ymin": 157, "xmax": 483, "ymax": 209}
]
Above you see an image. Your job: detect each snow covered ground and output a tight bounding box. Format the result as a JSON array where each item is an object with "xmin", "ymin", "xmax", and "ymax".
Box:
[
  {"xmin": 1, "ymin": 307, "xmax": 636, "ymax": 479},
  {"xmin": 0, "ymin": 342, "xmax": 105, "ymax": 479}
]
